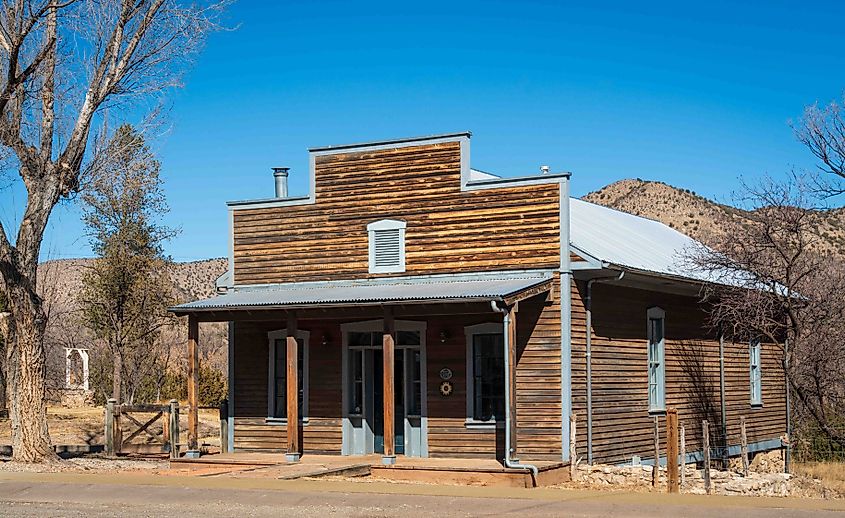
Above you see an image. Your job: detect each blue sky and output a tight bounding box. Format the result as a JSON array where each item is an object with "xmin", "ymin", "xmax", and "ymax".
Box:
[{"xmin": 4, "ymin": 0, "xmax": 845, "ymax": 262}]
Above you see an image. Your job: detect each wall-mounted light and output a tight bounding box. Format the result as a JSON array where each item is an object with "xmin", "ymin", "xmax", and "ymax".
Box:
[
  {"xmin": 321, "ymin": 333, "xmax": 330, "ymax": 346},
  {"xmin": 439, "ymin": 330, "xmax": 449, "ymax": 343}
]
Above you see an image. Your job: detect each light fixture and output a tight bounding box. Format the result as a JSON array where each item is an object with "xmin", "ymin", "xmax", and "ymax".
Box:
[
  {"xmin": 439, "ymin": 330, "xmax": 449, "ymax": 343},
  {"xmin": 321, "ymin": 333, "xmax": 330, "ymax": 346}
]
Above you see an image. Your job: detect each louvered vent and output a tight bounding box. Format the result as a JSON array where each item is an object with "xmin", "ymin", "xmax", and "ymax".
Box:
[
  {"xmin": 367, "ymin": 219, "xmax": 406, "ymax": 273},
  {"xmin": 373, "ymin": 229, "xmax": 402, "ymax": 268}
]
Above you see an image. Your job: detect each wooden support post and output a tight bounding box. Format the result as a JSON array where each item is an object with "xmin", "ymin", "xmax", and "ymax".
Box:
[
  {"xmin": 187, "ymin": 316, "xmax": 199, "ymax": 453},
  {"xmin": 740, "ymin": 416, "xmax": 749, "ymax": 477},
  {"xmin": 382, "ymin": 309, "xmax": 396, "ymax": 464},
  {"xmin": 667, "ymin": 409, "xmax": 679, "ymax": 494},
  {"xmin": 507, "ymin": 304, "xmax": 519, "ymax": 458},
  {"xmin": 652, "ymin": 415, "xmax": 659, "ymax": 487},
  {"xmin": 105, "ymin": 398, "xmax": 116, "ymax": 456},
  {"xmin": 220, "ymin": 399, "xmax": 229, "ymax": 454},
  {"xmin": 703, "ymin": 420, "xmax": 712, "ymax": 495},
  {"xmin": 286, "ymin": 312, "xmax": 300, "ymax": 462},
  {"xmin": 169, "ymin": 399, "xmax": 180, "ymax": 460},
  {"xmin": 569, "ymin": 413, "xmax": 577, "ymax": 480},
  {"xmin": 680, "ymin": 424, "xmax": 686, "ymax": 487}
]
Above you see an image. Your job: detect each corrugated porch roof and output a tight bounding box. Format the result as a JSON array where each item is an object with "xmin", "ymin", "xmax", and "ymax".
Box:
[{"xmin": 170, "ymin": 270, "xmax": 554, "ymax": 314}]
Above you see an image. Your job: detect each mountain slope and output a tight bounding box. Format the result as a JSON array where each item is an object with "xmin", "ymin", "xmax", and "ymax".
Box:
[{"xmin": 583, "ymin": 179, "xmax": 845, "ymax": 257}]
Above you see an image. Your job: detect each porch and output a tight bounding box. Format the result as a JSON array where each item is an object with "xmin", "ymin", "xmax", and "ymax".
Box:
[
  {"xmin": 170, "ymin": 451, "xmax": 570, "ymax": 488},
  {"xmin": 170, "ymin": 270, "xmax": 564, "ymax": 471}
]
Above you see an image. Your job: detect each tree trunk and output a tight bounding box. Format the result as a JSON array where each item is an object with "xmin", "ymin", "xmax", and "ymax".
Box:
[
  {"xmin": 0, "ymin": 312, "xmax": 8, "ymax": 414},
  {"xmin": 5, "ymin": 288, "xmax": 55, "ymax": 462},
  {"xmin": 112, "ymin": 348, "xmax": 122, "ymax": 403}
]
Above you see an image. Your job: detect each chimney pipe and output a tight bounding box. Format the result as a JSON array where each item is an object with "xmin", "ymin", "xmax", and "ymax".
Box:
[{"xmin": 273, "ymin": 167, "xmax": 289, "ymax": 198}]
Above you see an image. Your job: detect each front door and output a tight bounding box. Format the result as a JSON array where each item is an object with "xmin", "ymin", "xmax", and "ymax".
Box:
[{"xmin": 342, "ymin": 323, "xmax": 427, "ymax": 457}]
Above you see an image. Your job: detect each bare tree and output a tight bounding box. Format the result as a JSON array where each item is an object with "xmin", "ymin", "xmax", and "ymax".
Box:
[
  {"xmin": 688, "ymin": 174, "xmax": 845, "ymax": 451},
  {"xmin": 795, "ymin": 94, "xmax": 845, "ymax": 196},
  {"xmin": 0, "ymin": 0, "xmax": 226, "ymax": 462}
]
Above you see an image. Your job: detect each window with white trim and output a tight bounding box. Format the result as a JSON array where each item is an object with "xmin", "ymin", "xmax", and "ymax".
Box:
[
  {"xmin": 464, "ymin": 323, "xmax": 505, "ymax": 425},
  {"xmin": 268, "ymin": 329, "xmax": 309, "ymax": 421},
  {"xmin": 750, "ymin": 338, "xmax": 762, "ymax": 406},
  {"xmin": 367, "ymin": 219, "xmax": 406, "ymax": 274},
  {"xmin": 647, "ymin": 307, "xmax": 666, "ymax": 413}
]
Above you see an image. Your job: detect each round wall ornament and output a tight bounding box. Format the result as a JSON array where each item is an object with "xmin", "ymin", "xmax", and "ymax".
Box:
[
  {"xmin": 439, "ymin": 367, "xmax": 453, "ymax": 380},
  {"xmin": 439, "ymin": 380, "xmax": 453, "ymax": 397}
]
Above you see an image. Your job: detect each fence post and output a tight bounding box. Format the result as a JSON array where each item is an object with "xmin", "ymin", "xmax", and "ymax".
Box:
[
  {"xmin": 169, "ymin": 399, "xmax": 180, "ymax": 460},
  {"xmin": 740, "ymin": 416, "xmax": 749, "ymax": 477},
  {"xmin": 652, "ymin": 415, "xmax": 659, "ymax": 487},
  {"xmin": 569, "ymin": 413, "xmax": 577, "ymax": 480},
  {"xmin": 667, "ymin": 409, "xmax": 679, "ymax": 493},
  {"xmin": 105, "ymin": 398, "xmax": 116, "ymax": 456},
  {"xmin": 703, "ymin": 420, "xmax": 711, "ymax": 495},
  {"xmin": 220, "ymin": 399, "xmax": 229, "ymax": 454},
  {"xmin": 680, "ymin": 424, "xmax": 686, "ymax": 488}
]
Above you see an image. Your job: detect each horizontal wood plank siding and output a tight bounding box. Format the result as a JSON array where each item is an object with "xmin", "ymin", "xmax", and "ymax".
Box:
[
  {"xmin": 232, "ymin": 141, "xmax": 560, "ymax": 285},
  {"xmin": 570, "ymin": 281, "xmax": 787, "ymax": 465}
]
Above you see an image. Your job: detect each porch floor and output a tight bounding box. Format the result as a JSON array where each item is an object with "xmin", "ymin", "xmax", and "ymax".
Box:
[{"xmin": 169, "ymin": 452, "xmax": 570, "ymax": 488}]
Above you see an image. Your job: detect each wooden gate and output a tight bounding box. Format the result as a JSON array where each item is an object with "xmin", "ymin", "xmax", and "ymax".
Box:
[{"xmin": 105, "ymin": 399, "xmax": 180, "ymax": 459}]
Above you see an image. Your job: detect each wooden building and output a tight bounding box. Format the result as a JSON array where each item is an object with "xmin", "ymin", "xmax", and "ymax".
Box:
[{"xmin": 172, "ymin": 132, "xmax": 786, "ymax": 469}]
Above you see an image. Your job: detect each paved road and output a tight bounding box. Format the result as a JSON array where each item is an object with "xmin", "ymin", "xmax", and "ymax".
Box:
[{"xmin": 0, "ymin": 472, "xmax": 843, "ymax": 517}]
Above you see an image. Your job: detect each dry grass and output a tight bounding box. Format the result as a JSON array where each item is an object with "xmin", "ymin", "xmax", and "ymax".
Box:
[
  {"xmin": 0, "ymin": 405, "xmax": 222, "ymax": 448},
  {"xmin": 794, "ymin": 462, "xmax": 845, "ymax": 495}
]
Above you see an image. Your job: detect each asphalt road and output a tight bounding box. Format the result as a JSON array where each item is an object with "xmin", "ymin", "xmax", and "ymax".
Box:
[{"xmin": 0, "ymin": 472, "xmax": 843, "ymax": 517}]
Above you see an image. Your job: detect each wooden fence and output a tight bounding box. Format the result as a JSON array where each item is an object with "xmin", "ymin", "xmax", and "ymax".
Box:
[{"xmin": 105, "ymin": 399, "xmax": 230, "ymax": 459}]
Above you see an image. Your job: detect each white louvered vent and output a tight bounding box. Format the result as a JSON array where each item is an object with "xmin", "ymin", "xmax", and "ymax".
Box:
[
  {"xmin": 367, "ymin": 219, "xmax": 406, "ymax": 274},
  {"xmin": 373, "ymin": 229, "xmax": 402, "ymax": 268}
]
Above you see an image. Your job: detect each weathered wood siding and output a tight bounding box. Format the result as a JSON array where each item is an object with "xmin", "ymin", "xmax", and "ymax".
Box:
[
  {"xmin": 231, "ymin": 320, "xmax": 343, "ymax": 453},
  {"xmin": 515, "ymin": 279, "xmax": 562, "ymax": 459},
  {"xmin": 232, "ymin": 141, "xmax": 561, "ymax": 285},
  {"xmin": 570, "ymin": 281, "xmax": 787, "ymax": 465},
  {"xmin": 232, "ymin": 298, "xmax": 561, "ymax": 460}
]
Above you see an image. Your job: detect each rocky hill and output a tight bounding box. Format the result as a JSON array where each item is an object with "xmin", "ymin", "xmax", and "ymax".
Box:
[
  {"xmin": 583, "ymin": 179, "xmax": 845, "ymax": 257},
  {"xmin": 37, "ymin": 257, "xmax": 227, "ymax": 313}
]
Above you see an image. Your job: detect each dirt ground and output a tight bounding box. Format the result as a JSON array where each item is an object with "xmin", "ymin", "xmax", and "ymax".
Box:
[
  {"xmin": 0, "ymin": 405, "xmax": 222, "ymax": 449},
  {"xmin": 1, "ymin": 470, "xmax": 844, "ymax": 518}
]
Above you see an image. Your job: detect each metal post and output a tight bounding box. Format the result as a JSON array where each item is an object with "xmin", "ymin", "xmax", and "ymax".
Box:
[
  {"xmin": 105, "ymin": 398, "xmax": 116, "ymax": 456},
  {"xmin": 652, "ymin": 415, "xmax": 659, "ymax": 487},
  {"xmin": 703, "ymin": 420, "xmax": 711, "ymax": 495},
  {"xmin": 680, "ymin": 424, "xmax": 686, "ymax": 488},
  {"xmin": 169, "ymin": 399, "xmax": 180, "ymax": 460},
  {"xmin": 741, "ymin": 416, "xmax": 749, "ymax": 477}
]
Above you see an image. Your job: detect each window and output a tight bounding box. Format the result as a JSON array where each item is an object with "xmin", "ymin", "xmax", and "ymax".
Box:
[
  {"xmin": 750, "ymin": 338, "xmax": 762, "ymax": 406},
  {"xmin": 647, "ymin": 307, "xmax": 666, "ymax": 413},
  {"xmin": 465, "ymin": 323, "xmax": 505, "ymax": 424},
  {"xmin": 367, "ymin": 219, "xmax": 406, "ymax": 274},
  {"xmin": 268, "ymin": 330, "xmax": 309, "ymax": 421}
]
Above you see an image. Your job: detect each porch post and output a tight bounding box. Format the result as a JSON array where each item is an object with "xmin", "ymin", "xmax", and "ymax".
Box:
[
  {"xmin": 507, "ymin": 304, "xmax": 518, "ymax": 458},
  {"xmin": 187, "ymin": 315, "xmax": 199, "ymax": 453},
  {"xmin": 286, "ymin": 312, "xmax": 301, "ymax": 462},
  {"xmin": 382, "ymin": 308, "xmax": 396, "ymax": 464}
]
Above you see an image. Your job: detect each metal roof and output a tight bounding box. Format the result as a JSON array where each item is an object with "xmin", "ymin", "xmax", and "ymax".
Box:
[
  {"xmin": 171, "ymin": 271, "xmax": 553, "ymax": 313},
  {"xmin": 570, "ymin": 198, "xmax": 712, "ymax": 283}
]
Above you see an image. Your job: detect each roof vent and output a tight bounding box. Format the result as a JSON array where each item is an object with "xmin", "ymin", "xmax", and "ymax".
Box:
[
  {"xmin": 540, "ymin": 165, "xmax": 550, "ymax": 175},
  {"xmin": 273, "ymin": 167, "xmax": 289, "ymax": 198}
]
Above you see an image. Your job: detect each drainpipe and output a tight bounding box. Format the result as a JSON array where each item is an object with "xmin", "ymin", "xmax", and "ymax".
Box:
[
  {"xmin": 719, "ymin": 331, "xmax": 727, "ymax": 467},
  {"xmin": 585, "ymin": 270, "xmax": 624, "ymax": 465},
  {"xmin": 491, "ymin": 300, "xmax": 539, "ymax": 479}
]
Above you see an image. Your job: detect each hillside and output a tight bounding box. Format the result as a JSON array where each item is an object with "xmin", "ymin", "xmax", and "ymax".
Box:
[
  {"xmin": 583, "ymin": 179, "xmax": 845, "ymax": 257},
  {"xmin": 37, "ymin": 257, "xmax": 227, "ymax": 312}
]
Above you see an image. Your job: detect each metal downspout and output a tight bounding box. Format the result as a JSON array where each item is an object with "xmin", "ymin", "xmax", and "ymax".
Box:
[
  {"xmin": 585, "ymin": 270, "xmax": 624, "ymax": 465},
  {"xmin": 491, "ymin": 300, "xmax": 539, "ymax": 479},
  {"xmin": 719, "ymin": 331, "xmax": 727, "ymax": 464}
]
